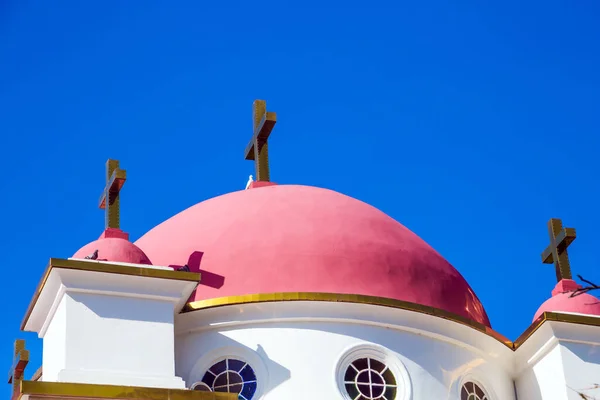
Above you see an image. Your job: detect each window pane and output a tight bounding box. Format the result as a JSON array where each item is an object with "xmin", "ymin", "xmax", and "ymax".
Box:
[
  {"xmin": 384, "ymin": 386, "xmax": 397, "ymax": 399},
  {"xmin": 210, "ymin": 360, "xmax": 227, "ymax": 375},
  {"xmin": 214, "ymin": 374, "xmax": 227, "ymax": 388},
  {"xmin": 201, "ymin": 372, "xmax": 216, "ymax": 387},
  {"xmin": 240, "ymin": 364, "xmax": 256, "ymax": 382},
  {"xmin": 352, "ymin": 358, "xmax": 369, "ymax": 371},
  {"xmin": 357, "ymin": 384, "xmax": 371, "ymax": 397},
  {"xmin": 241, "ymin": 381, "xmax": 257, "ymax": 398},
  {"xmin": 475, "ymin": 384, "xmax": 485, "ymax": 397},
  {"xmin": 381, "ymin": 368, "xmax": 396, "ymax": 386},
  {"xmin": 228, "ymin": 372, "xmax": 243, "ymax": 385},
  {"xmin": 229, "ymin": 383, "xmax": 243, "ymax": 394},
  {"xmin": 344, "ymin": 366, "xmax": 357, "ymax": 382},
  {"xmin": 357, "ymin": 371, "xmax": 370, "ymax": 384},
  {"xmin": 461, "ymin": 386, "xmax": 469, "ymax": 400},
  {"xmin": 193, "ymin": 383, "xmax": 211, "ymax": 392},
  {"xmin": 369, "ymin": 359, "xmax": 386, "ymax": 373},
  {"xmin": 370, "ymin": 370, "xmax": 384, "ymax": 386},
  {"xmin": 371, "ymin": 384, "xmax": 384, "ymax": 398},
  {"xmin": 229, "ymin": 359, "xmax": 246, "ymax": 372},
  {"xmin": 345, "ymin": 383, "xmax": 359, "ymax": 398}
]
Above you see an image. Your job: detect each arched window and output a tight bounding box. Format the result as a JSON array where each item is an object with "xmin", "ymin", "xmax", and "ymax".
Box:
[
  {"xmin": 343, "ymin": 357, "xmax": 397, "ymax": 400},
  {"xmin": 191, "ymin": 382, "xmax": 211, "ymax": 392},
  {"xmin": 461, "ymin": 381, "xmax": 489, "ymax": 400},
  {"xmin": 199, "ymin": 358, "xmax": 257, "ymax": 400}
]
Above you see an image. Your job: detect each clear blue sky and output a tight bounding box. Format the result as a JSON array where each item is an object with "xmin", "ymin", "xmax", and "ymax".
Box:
[{"xmin": 1, "ymin": 0, "xmax": 599, "ymax": 390}]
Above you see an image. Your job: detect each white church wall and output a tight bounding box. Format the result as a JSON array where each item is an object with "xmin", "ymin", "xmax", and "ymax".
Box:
[
  {"xmin": 61, "ymin": 293, "xmax": 178, "ymax": 381},
  {"xmin": 45, "ymin": 292, "xmax": 186, "ymax": 388},
  {"xmin": 515, "ymin": 341, "xmax": 567, "ymax": 400},
  {"xmin": 175, "ymin": 301, "xmax": 515, "ymax": 400},
  {"xmin": 553, "ymin": 321, "xmax": 600, "ymax": 399},
  {"xmin": 514, "ymin": 319, "xmax": 600, "ymax": 400},
  {"xmin": 555, "ymin": 319, "xmax": 600, "ymax": 400},
  {"xmin": 561, "ymin": 341, "xmax": 600, "ymax": 399},
  {"xmin": 25, "ymin": 265, "xmax": 199, "ymax": 389},
  {"xmin": 41, "ymin": 295, "xmax": 67, "ymax": 382}
]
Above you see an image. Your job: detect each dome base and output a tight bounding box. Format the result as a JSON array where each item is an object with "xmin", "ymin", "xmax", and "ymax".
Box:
[{"xmin": 99, "ymin": 228, "xmax": 129, "ymax": 240}]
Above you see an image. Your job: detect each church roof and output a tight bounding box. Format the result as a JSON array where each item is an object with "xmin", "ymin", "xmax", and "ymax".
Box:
[{"xmin": 135, "ymin": 183, "xmax": 491, "ymax": 327}]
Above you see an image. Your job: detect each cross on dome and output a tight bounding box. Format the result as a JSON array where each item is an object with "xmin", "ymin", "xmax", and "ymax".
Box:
[
  {"xmin": 541, "ymin": 218, "xmax": 576, "ymax": 282},
  {"xmin": 244, "ymin": 99, "xmax": 277, "ymax": 182},
  {"xmin": 98, "ymin": 159, "xmax": 127, "ymax": 229},
  {"xmin": 8, "ymin": 339, "xmax": 29, "ymax": 398}
]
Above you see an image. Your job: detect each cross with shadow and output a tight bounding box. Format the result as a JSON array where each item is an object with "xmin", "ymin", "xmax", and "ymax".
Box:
[{"xmin": 170, "ymin": 251, "xmax": 225, "ymax": 290}]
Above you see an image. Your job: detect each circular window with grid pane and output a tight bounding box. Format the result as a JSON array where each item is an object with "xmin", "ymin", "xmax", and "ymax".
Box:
[
  {"xmin": 461, "ymin": 381, "xmax": 489, "ymax": 400},
  {"xmin": 196, "ymin": 358, "xmax": 257, "ymax": 400},
  {"xmin": 343, "ymin": 357, "xmax": 397, "ymax": 400}
]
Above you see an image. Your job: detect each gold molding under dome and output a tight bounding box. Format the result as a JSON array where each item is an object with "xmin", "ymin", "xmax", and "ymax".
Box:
[{"xmin": 184, "ymin": 292, "xmax": 600, "ymax": 351}]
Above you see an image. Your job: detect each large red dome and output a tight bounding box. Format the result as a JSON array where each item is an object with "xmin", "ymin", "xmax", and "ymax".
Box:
[{"xmin": 135, "ymin": 184, "xmax": 490, "ymax": 326}]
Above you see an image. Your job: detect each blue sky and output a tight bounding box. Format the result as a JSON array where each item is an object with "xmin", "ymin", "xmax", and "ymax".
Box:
[{"xmin": 1, "ymin": 0, "xmax": 599, "ymax": 390}]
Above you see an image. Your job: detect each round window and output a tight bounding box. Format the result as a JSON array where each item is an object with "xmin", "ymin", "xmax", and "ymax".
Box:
[
  {"xmin": 198, "ymin": 358, "xmax": 257, "ymax": 399},
  {"xmin": 461, "ymin": 381, "xmax": 489, "ymax": 400},
  {"xmin": 343, "ymin": 357, "xmax": 397, "ymax": 400}
]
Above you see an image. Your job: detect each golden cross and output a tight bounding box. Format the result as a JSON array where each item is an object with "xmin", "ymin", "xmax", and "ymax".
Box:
[
  {"xmin": 7, "ymin": 339, "xmax": 29, "ymax": 397},
  {"xmin": 244, "ymin": 100, "xmax": 277, "ymax": 181},
  {"xmin": 541, "ymin": 218, "xmax": 577, "ymax": 282},
  {"xmin": 98, "ymin": 159, "xmax": 127, "ymax": 229}
]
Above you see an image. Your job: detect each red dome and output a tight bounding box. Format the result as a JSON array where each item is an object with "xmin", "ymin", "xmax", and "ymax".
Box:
[
  {"xmin": 135, "ymin": 184, "xmax": 490, "ymax": 326},
  {"xmin": 73, "ymin": 237, "xmax": 152, "ymax": 265},
  {"xmin": 533, "ymin": 279, "xmax": 600, "ymax": 321}
]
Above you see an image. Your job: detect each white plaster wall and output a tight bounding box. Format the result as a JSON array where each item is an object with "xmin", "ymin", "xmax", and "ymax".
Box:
[
  {"xmin": 58, "ymin": 292, "xmax": 184, "ymax": 388},
  {"xmin": 515, "ymin": 341, "xmax": 600, "ymax": 400},
  {"xmin": 175, "ymin": 302, "xmax": 515, "ymax": 400},
  {"xmin": 515, "ymin": 342, "xmax": 567, "ymax": 400},
  {"xmin": 41, "ymin": 296, "xmax": 67, "ymax": 382},
  {"xmin": 42, "ymin": 291, "xmax": 185, "ymax": 388},
  {"xmin": 64, "ymin": 292, "xmax": 176, "ymax": 376},
  {"xmin": 560, "ymin": 341, "xmax": 600, "ymax": 399},
  {"xmin": 31, "ymin": 267, "xmax": 198, "ymax": 389},
  {"xmin": 513, "ymin": 320, "xmax": 600, "ymax": 400}
]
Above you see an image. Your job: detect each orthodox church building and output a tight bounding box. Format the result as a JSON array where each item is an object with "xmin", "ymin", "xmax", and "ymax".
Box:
[{"xmin": 8, "ymin": 100, "xmax": 600, "ymax": 400}]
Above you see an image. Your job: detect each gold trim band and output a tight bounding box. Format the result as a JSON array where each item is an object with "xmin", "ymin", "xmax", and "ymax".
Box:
[
  {"xmin": 185, "ymin": 292, "xmax": 600, "ymax": 350},
  {"xmin": 19, "ymin": 380, "xmax": 234, "ymax": 400},
  {"xmin": 513, "ymin": 311, "xmax": 600, "ymax": 349},
  {"xmin": 21, "ymin": 258, "xmax": 200, "ymax": 331},
  {"xmin": 185, "ymin": 292, "xmax": 512, "ymax": 347}
]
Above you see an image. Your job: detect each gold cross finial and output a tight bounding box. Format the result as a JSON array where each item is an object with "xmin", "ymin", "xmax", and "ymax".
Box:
[
  {"xmin": 541, "ymin": 218, "xmax": 577, "ymax": 282},
  {"xmin": 98, "ymin": 159, "xmax": 127, "ymax": 229},
  {"xmin": 8, "ymin": 339, "xmax": 29, "ymax": 397},
  {"xmin": 244, "ymin": 100, "xmax": 277, "ymax": 181}
]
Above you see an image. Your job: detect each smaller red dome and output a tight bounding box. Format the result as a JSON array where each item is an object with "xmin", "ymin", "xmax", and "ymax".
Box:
[
  {"xmin": 73, "ymin": 234, "xmax": 152, "ymax": 265},
  {"xmin": 533, "ymin": 279, "xmax": 600, "ymax": 321}
]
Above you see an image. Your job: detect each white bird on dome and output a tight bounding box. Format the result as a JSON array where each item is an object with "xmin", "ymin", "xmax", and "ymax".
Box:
[{"xmin": 245, "ymin": 174, "xmax": 254, "ymax": 189}]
